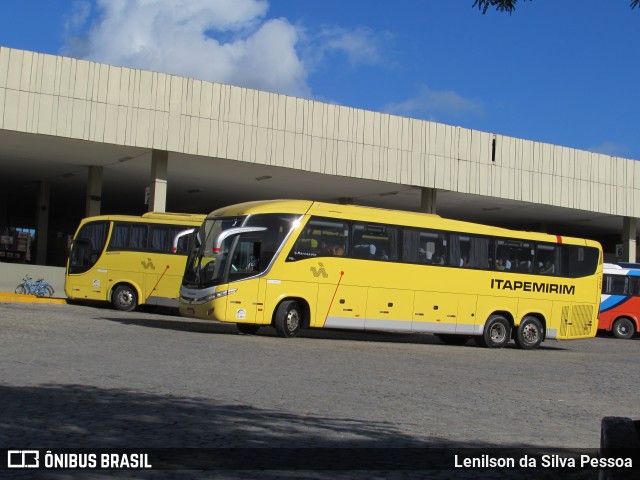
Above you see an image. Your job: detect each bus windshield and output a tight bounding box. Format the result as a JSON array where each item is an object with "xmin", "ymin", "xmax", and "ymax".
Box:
[
  {"xmin": 67, "ymin": 221, "xmax": 109, "ymax": 274},
  {"xmin": 182, "ymin": 213, "xmax": 299, "ymax": 288},
  {"xmin": 183, "ymin": 216, "xmax": 244, "ymax": 288}
]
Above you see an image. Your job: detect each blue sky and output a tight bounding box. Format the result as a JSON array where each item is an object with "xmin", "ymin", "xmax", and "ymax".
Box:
[{"xmin": 1, "ymin": 0, "xmax": 639, "ymax": 160}]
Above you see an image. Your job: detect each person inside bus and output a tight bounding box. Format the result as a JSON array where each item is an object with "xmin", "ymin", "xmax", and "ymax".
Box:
[
  {"xmin": 496, "ymin": 257, "xmax": 511, "ymax": 271},
  {"xmin": 318, "ymin": 240, "xmax": 332, "ymax": 256},
  {"xmin": 539, "ymin": 259, "xmax": 555, "ymax": 274},
  {"xmin": 332, "ymin": 242, "xmax": 345, "ymax": 256}
]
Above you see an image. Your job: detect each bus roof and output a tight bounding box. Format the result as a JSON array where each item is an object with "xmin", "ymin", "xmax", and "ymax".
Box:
[
  {"xmin": 79, "ymin": 212, "xmax": 206, "ymax": 225},
  {"xmin": 207, "ymin": 199, "xmax": 601, "ymax": 249},
  {"xmin": 604, "ymin": 263, "xmax": 640, "ymax": 275}
]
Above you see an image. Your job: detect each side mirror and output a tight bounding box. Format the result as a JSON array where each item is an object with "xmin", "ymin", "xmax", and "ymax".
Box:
[
  {"xmin": 171, "ymin": 228, "xmax": 196, "ymax": 253},
  {"xmin": 213, "ymin": 227, "xmax": 267, "ymax": 253}
]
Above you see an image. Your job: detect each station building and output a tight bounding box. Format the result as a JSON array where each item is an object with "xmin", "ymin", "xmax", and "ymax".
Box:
[{"xmin": 0, "ymin": 46, "xmax": 638, "ymax": 267}]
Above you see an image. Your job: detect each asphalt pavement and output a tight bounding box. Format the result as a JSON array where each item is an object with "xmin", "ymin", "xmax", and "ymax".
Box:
[{"xmin": 1, "ymin": 300, "xmax": 638, "ymax": 479}]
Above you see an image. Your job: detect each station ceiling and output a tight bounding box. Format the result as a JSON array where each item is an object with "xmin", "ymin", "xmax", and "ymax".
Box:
[{"xmin": 0, "ymin": 128, "xmax": 625, "ymax": 243}]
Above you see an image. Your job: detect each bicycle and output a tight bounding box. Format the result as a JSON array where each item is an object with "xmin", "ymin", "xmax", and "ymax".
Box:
[{"xmin": 15, "ymin": 275, "xmax": 55, "ymax": 298}]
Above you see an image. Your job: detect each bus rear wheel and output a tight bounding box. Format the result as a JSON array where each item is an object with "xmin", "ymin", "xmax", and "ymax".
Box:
[
  {"xmin": 515, "ymin": 316, "xmax": 543, "ymax": 349},
  {"xmin": 112, "ymin": 285, "xmax": 138, "ymax": 312},
  {"xmin": 475, "ymin": 315, "xmax": 511, "ymax": 348},
  {"xmin": 612, "ymin": 317, "xmax": 635, "ymax": 339},
  {"xmin": 274, "ymin": 300, "xmax": 302, "ymax": 338},
  {"xmin": 237, "ymin": 323, "xmax": 261, "ymax": 335}
]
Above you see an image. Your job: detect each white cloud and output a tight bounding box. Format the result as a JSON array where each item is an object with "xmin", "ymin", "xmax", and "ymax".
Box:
[
  {"xmin": 315, "ymin": 26, "xmax": 387, "ymax": 66},
  {"xmin": 588, "ymin": 142, "xmax": 631, "ymax": 158},
  {"xmin": 383, "ymin": 84, "xmax": 484, "ymax": 121},
  {"xmin": 64, "ymin": 0, "xmax": 310, "ymax": 97}
]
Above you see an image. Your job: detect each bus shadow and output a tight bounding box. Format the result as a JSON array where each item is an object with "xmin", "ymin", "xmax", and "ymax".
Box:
[
  {"xmin": 99, "ymin": 315, "xmax": 239, "ymax": 335},
  {"xmin": 302, "ymin": 329, "xmax": 575, "ymax": 351},
  {"xmin": 97, "ymin": 313, "xmax": 576, "ymax": 351}
]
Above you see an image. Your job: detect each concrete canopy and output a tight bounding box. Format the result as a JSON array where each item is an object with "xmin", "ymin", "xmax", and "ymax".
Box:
[{"xmin": 0, "ymin": 46, "xmax": 636, "ymax": 265}]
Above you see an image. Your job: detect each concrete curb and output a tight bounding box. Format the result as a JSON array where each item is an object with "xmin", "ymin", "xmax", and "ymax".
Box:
[{"xmin": 0, "ymin": 292, "xmax": 68, "ymax": 305}]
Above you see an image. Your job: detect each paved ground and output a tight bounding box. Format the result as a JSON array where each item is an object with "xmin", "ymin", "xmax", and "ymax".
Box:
[{"xmin": 1, "ymin": 301, "xmax": 639, "ymax": 479}]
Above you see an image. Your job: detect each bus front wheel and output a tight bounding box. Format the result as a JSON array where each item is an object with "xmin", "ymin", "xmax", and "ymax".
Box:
[
  {"xmin": 112, "ymin": 285, "xmax": 138, "ymax": 312},
  {"xmin": 515, "ymin": 316, "xmax": 543, "ymax": 350},
  {"xmin": 612, "ymin": 317, "xmax": 635, "ymax": 339},
  {"xmin": 274, "ymin": 300, "xmax": 302, "ymax": 338},
  {"xmin": 475, "ymin": 315, "xmax": 511, "ymax": 348}
]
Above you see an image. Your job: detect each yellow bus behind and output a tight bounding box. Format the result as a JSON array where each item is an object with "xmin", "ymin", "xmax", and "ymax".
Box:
[{"xmin": 66, "ymin": 212, "xmax": 205, "ymax": 311}]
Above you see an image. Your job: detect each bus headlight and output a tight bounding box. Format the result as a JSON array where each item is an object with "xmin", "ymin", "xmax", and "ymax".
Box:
[
  {"xmin": 182, "ymin": 288, "xmax": 238, "ymax": 304},
  {"xmin": 203, "ymin": 288, "xmax": 237, "ymax": 302}
]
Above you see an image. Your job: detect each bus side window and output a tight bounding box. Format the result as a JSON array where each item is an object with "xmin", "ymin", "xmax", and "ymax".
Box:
[
  {"xmin": 287, "ymin": 217, "xmax": 348, "ymax": 261},
  {"xmin": 629, "ymin": 277, "xmax": 640, "ymax": 296},
  {"xmin": 608, "ymin": 275, "xmax": 627, "ymax": 295}
]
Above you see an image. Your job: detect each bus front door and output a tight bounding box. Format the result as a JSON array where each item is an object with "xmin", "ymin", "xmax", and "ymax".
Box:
[{"xmin": 226, "ymin": 277, "xmax": 266, "ymax": 325}]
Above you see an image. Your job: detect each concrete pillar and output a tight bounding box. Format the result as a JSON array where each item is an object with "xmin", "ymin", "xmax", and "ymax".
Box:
[
  {"xmin": 622, "ymin": 217, "xmax": 637, "ymax": 263},
  {"xmin": 420, "ymin": 187, "xmax": 437, "ymax": 214},
  {"xmin": 149, "ymin": 149, "xmax": 168, "ymax": 212},
  {"xmin": 85, "ymin": 166, "xmax": 103, "ymax": 217},
  {"xmin": 35, "ymin": 181, "xmax": 50, "ymax": 265}
]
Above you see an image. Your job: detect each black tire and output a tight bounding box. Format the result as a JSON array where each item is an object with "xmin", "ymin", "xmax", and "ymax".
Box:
[
  {"xmin": 111, "ymin": 284, "xmax": 138, "ymax": 312},
  {"xmin": 273, "ymin": 300, "xmax": 303, "ymax": 338},
  {"xmin": 475, "ymin": 315, "xmax": 511, "ymax": 348},
  {"xmin": 15, "ymin": 284, "xmax": 26, "ymax": 294},
  {"xmin": 612, "ymin": 317, "xmax": 635, "ymax": 340},
  {"xmin": 37, "ymin": 285, "xmax": 54, "ymax": 298},
  {"xmin": 237, "ymin": 323, "xmax": 261, "ymax": 335},
  {"xmin": 436, "ymin": 334, "xmax": 470, "ymax": 346},
  {"xmin": 515, "ymin": 316, "xmax": 544, "ymax": 350}
]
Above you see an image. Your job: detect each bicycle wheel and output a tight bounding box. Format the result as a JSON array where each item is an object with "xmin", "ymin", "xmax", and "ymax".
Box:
[
  {"xmin": 15, "ymin": 284, "xmax": 26, "ymax": 294},
  {"xmin": 37, "ymin": 285, "xmax": 54, "ymax": 298}
]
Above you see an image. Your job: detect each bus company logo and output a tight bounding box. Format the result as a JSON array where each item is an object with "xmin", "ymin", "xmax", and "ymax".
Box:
[
  {"xmin": 310, "ymin": 262, "xmax": 328, "ymax": 278},
  {"xmin": 141, "ymin": 258, "xmax": 155, "ymax": 270},
  {"xmin": 8, "ymin": 450, "xmax": 39, "ymax": 468},
  {"xmin": 491, "ymin": 278, "xmax": 575, "ymax": 295}
]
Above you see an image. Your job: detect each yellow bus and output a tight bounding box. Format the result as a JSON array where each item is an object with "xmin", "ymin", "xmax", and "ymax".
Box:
[
  {"xmin": 178, "ymin": 200, "xmax": 602, "ymax": 349},
  {"xmin": 66, "ymin": 212, "xmax": 205, "ymax": 311}
]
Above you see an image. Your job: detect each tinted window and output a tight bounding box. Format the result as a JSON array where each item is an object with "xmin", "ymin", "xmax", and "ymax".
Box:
[
  {"xmin": 108, "ymin": 223, "xmax": 148, "ymax": 251},
  {"xmin": 287, "ymin": 217, "xmax": 349, "ymax": 261},
  {"xmin": 68, "ymin": 221, "xmax": 108, "ymax": 274},
  {"xmin": 150, "ymin": 226, "xmax": 171, "ymax": 252},
  {"xmin": 227, "ymin": 214, "xmax": 298, "ymax": 281},
  {"xmin": 536, "ymin": 244, "xmax": 560, "ymax": 276},
  {"xmin": 566, "ymin": 245, "xmax": 599, "ymax": 278},
  {"xmin": 628, "ymin": 276, "xmax": 640, "ymax": 296},
  {"xmin": 452, "ymin": 234, "xmax": 492, "ymax": 269},
  {"xmin": 353, "ymin": 222, "xmax": 399, "ymax": 261},
  {"xmin": 403, "ymin": 228, "xmax": 448, "ymax": 265},
  {"xmin": 604, "ymin": 274, "xmax": 627, "ymax": 295}
]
